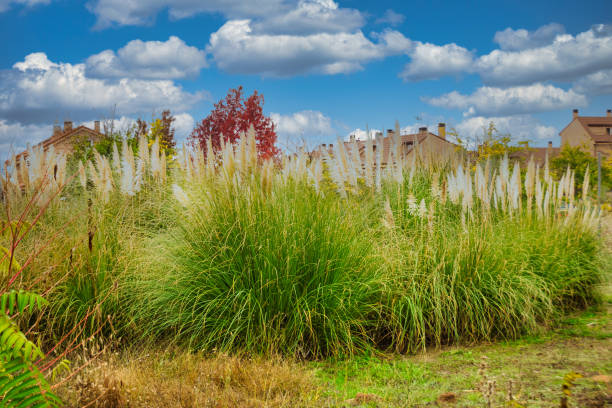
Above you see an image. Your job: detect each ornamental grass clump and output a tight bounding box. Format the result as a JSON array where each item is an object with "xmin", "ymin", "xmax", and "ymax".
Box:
[{"xmin": 127, "ymin": 129, "xmax": 384, "ymax": 357}]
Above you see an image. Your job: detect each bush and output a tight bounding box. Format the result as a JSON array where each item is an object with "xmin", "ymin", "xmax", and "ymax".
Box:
[{"xmin": 127, "ymin": 177, "xmax": 384, "ymax": 357}]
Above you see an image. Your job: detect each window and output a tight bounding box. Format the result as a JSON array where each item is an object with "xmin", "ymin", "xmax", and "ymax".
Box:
[
  {"xmin": 402, "ymin": 141, "xmax": 413, "ymax": 147},
  {"xmin": 607, "ymin": 127, "xmax": 611, "ymax": 136}
]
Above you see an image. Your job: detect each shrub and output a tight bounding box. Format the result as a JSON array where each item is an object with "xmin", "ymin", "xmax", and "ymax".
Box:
[{"xmin": 127, "ymin": 176, "xmax": 384, "ymax": 357}]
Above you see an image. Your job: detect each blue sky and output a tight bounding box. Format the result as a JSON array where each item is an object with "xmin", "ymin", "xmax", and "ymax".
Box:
[{"xmin": 0, "ymin": 0, "xmax": 611, "ymax": 154}]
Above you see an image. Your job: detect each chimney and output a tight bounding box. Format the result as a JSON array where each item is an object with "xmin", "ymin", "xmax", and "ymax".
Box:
[
  {"xmin": 547, "ymin": 141, "xmax": 553, "ymax": 157},
  {"xmin": 438, "ymin": 123, "xmax": 446, "ymax": 139},
  {"xmin": 329, "ymin": 144, "xmax": 333, "ymax": 149},
  {"xmin": 572, "ymin": 109, "xmax": 579, "ymax": 119},
  {"xmin": 64, "ymin": 121, "xmax": 72, "ymax": 133},
  {"xmin": 94, "ymin": 120, "xmax": 100, "ymax": 133},
  {"xmin": 53, "ymin": 124, "xmax": 61, "ymax": 137},
  {"xmin": 386, "ymin": 128, "xmax": 394, "ymax": 137},
  {"xmin": 418, "ymin": 126, "xmax": 428, "ymax": 135},
  {"xmin": 607, "ymin": 109, "xmax": 611, "ymax": 117}
]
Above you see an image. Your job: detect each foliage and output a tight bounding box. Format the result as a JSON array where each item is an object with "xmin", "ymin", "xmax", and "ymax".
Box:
[
  {"xmin": 189, "ymin": 86, "xmax": 279, "ymax": 159},
  {"xmin": 69, "ymin": 110, "xmax": 177, "ymax": 168},
  {"xmin": 134, "ymin": 110, "xmax": 177, "ymax": 155},
  {"xmin": 551, "ymin": 144, "xmax": 612, "ymax": 194},
  {"xmin": 475, "ymin": 122, "xmax": 529, "ymax": 162},
  {"xmin": 0, "ymin": 290, "xmax": 61, "ymax": 407}
]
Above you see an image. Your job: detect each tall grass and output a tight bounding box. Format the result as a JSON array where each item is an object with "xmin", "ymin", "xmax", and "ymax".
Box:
[
  {"xmin": 127, "ymin": 175, "xmax": 384, "ymax": 358},
  {"xmin": 2, "ymin": 127, "xmax": 606, "ymax": 358}
]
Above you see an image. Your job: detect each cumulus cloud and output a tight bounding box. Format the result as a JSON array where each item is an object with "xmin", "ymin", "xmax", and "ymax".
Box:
[
  {"xmin": 86, "ymin": 36, "xmax": 207, "ymax": 79},
  {"xmin": 250, "ymin": 0, "xmax": 364, "ymax": 35},
  {"xmin": 88, "ymin": 0, "xmax": 284, "ymax": 28},
  {"xmin": 1, "ymin": 53, "xmax": 206, "ymax": 125},
  {"xmin": 573, "ymin": 69, "xmax": 612, "ymax": 95},
  {"xmin": 87, "ymin": 0, "xmax": 363, "ymax": 33},
  {"xmin": 454, "ymin": 115, "xmax": 558, "ymax": 147},
  {"xmin": 0, "ymin": 0, "xmax": 50, "ymax": 13},
  {"xmin": 207, "ymin": 20, "xmax": 411, "ymax": 76},
  {"xmin": 477, "ymin": 24, "xmax": 612, "ymax": 86},
  {"xmin": 400, "ymin": 42, "xmax": 473, "ymax": 81},
  {"xmin": 424, "ymin": 83, "xmax": 586, "ymax": 116},
  {"xmin": 173, "ymin": 112, "xmax": 196, "ymax": 142},
  {"xmin": 493, "ymin": 23, "xmax": 565, "ymax": 51},
  {"xmin": 375, "ymin": 9, "xmax": 405, "ymax": 26},
  {"xmin": 271, "ymin": 110, "xmax": 334, "ymax": 150},
  {"xmin": 0, "ymin": 120, "xmax": 51, "ymax": 157},
  {"xmin": 395, "ymin": 24, "xmax": 612, "ymax": 88}
]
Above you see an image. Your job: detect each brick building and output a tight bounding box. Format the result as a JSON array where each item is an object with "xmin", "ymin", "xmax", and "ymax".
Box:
[{"xmin": 15, "ymin": 120, "xmax": 104, "ymax": 162}]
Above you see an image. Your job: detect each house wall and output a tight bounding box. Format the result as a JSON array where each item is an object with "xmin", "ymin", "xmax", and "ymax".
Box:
[
  {"xmin": 407, "ymin": 135, "xmax": 458, "ymax": 163},
  {"xmin": 560, "ymin": 119, "xmax": 594, "ymax": 154},
  {"xmin": 595, "ymin": 143, "xmax": 612, "ymax": 159},
  {"xmin": 50, "ymin": 130, "xmax": 103, "ymax": 156}
]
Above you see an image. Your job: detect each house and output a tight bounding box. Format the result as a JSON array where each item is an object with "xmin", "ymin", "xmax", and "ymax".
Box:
[
  {"xmin": 560, "ymin": 109, "xmax": 612, "ymax": 158},
  {"xmin": 311, "ymin": 123, "xmax": 460, "ymax": 166},
  {"xmin": 508, "ymin": 141, "xmax": 560, "ymax": 167},
  {"xmin": 14, "ymin": 120, "xmax": 104, "ymax": 162}
]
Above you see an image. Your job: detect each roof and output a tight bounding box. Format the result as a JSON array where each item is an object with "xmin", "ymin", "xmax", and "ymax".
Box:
[
  {"xmin": 312, "ymin": 131, "xmax": 459, "ymax": 165},
  {"xmin": 509, "ymin": 147, "xmax": 560, "ymax": 166},
  {"xmin": 560, "ymin": 116, "xmax": 612, "ymax": 144},
  {"xmin": 14, "ymin": 125, "xmax": 102, "ymax": 161},
  {"xmin": 576, "ymin": 117, "xmax": 612, "ymax": 143}
]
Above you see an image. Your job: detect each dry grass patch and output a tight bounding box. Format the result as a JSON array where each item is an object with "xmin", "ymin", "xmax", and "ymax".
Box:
[{"xmin": 56, "ymin": 350, "xmax": 320, "ymax": 407}]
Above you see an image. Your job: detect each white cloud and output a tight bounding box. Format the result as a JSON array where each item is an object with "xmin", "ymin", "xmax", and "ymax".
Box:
[
  {"xmin": 0, "ymin": 0, "xmax": 50, "ymax": 13},
  {"xmin": 271, "ymin": 110, "xmax": 334, "ymax": 150},
  {"xmin": 454, "ymin": 115, "xmax": 558, "ymax": 147},
  {"xmin": 346, "ymin": 128, "xmax": 381, "ymax": 141},
  {"xmin": 477, "ymin": 24, "xmax": 612, "ymax": 86},
  {"xmin": 173, "ymin": 112, "xmax": 195, "ymax": 142},
  {"xmin": 375, "ymin": 9, "xmax": 405, "ymax": 26},
  {"xmin": 251, "ymin": 0, "xmax": 364, "ymax": 35},
  {"xmin": 88, "ymin": 0, "xmax": 284, "ymax": 28},
  {"xmin": 573, "ymin": 69, "xmax": 612, "ymax": 95},
  {"xmin": 424, "ymin": 83, "xmax": 586, "ymax": 116},
  {"xmin": 87, "ymin": 1, "xmax": 409, "ymax": 77},
  {"xmin": 207, "ymin": 20, "xmax": 411, "ymax": 76},
  {"xmin": 0, "ymin": 120, "xmax": 50, "ymax": 157},
  {"xmin": 86, "ymin": 36, "xmax": 207, "ymax": 79},
  {"xmin": 87, "ymin": 0, "xmax": 364, "ymax": 33},
  {"xmin": 493, "ymin": 23, "xmax": 565, "ymax": 51},
  {"xmin": 1, "ymin": 52, "xmax": 206, "ymax": 125},
  {"xmin": 400, "ymin": 42, "xmax": 473, "ymax": 81}
]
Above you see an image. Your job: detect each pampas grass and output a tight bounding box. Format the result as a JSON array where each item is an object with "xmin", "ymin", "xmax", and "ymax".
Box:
[{"xmin": 3, "ymin": 125, "xmax": 604, "ymax": 358}]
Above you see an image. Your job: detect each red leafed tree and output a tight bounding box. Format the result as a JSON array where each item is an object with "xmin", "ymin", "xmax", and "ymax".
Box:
[{"xmin": 189, "ymin": 86, "xmax": 280, "ymax": 160}]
